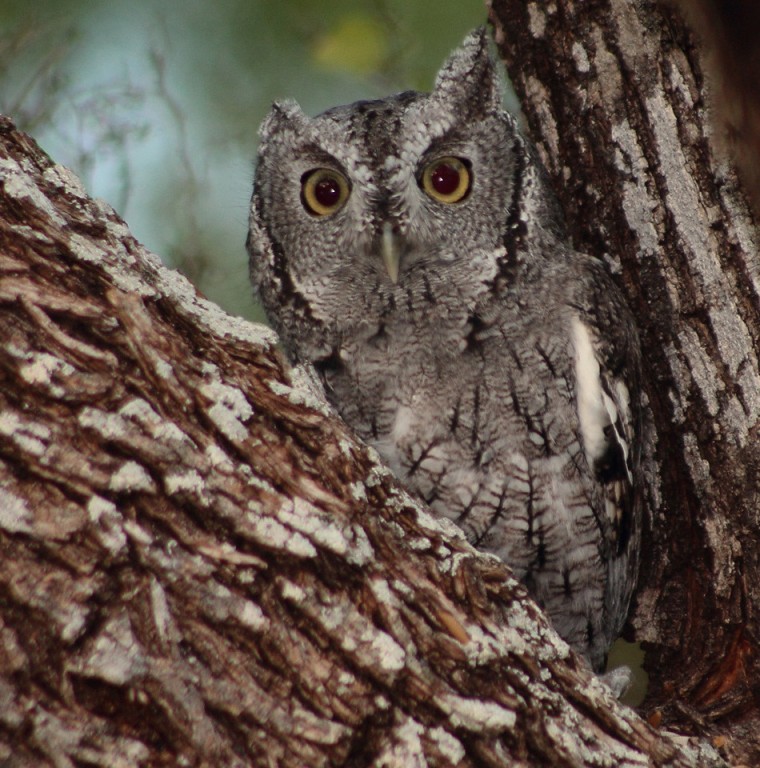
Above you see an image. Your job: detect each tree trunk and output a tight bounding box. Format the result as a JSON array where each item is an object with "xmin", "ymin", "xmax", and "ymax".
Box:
[
  {"xmin": 0, "ymin": 0, "xmax": 756, "ymax": 764},
  {"xmin": 0, "ymin": 122, "xmax": 722, "ymax": 768},
  {"xmin": 488, "ymin": 0, "xmax": 760, "ymax": 762}
]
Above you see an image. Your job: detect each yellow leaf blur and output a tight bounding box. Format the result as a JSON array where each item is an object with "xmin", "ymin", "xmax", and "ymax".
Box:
[{"xmin": 312, "ymin": 16, "xmax": 388, "ymax": 75}]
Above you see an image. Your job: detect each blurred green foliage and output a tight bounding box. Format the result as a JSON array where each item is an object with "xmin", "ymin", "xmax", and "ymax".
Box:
[
  {"xmin": 312, "ymin": 15, "xmax": 389, "ymax": 75},
  {"xmin": 0, "ymin": 0, "xmax": 485, "ymax": 320}
]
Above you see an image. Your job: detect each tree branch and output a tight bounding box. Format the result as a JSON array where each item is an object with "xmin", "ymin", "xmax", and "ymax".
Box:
[{"xmin": 0, "ymin": 108, "xmax": 726, "ymax": 765}]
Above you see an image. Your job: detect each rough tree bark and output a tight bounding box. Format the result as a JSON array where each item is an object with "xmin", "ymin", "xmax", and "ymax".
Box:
[
  {"xmin": 0, "ymin": 2, "xmax": 755, "ymax": 767},
  {"xmin": 488, "ymin": 0, "xmax": 760, "ymax": 762},
  {"xmin": 0, "ymin": 121, "xmax": 724, "ymax": 768}
]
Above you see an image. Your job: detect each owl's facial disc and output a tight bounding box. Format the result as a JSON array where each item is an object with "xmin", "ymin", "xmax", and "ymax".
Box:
[{"xmin": 376, "ymin": 155, "xmax": 473, "ymax": 284}]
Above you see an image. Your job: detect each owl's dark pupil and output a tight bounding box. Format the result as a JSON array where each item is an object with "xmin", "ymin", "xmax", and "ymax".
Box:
[
  {"xmin": 315, "ymin": 177, "xmax": 341, "ymax": 208},
  {"xmin": 430, "ymin": 163, "xmax": 461, "ymax": 195}
]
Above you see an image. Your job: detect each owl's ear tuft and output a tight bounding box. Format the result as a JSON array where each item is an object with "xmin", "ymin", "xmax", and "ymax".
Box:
[
  {"xmin": 259, "ymin": 99, "xmax": 309, "ymax": 141},
  {"xmin": 433, "ymin": 27, "xmax": 502, "ymax": 116}
]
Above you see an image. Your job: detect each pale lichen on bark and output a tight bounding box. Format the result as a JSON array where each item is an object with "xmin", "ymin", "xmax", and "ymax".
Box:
[
  {"xmin": 0, "ymin": 5, "xmax": 747, "ymax": 756},
  {"xmin": 489, "ymin": 0, "xmax": 760, "ymax": 760}
]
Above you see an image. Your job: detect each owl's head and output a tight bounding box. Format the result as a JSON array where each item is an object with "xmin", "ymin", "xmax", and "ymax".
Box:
[{"xmin": 248, "ymin": 28, "xmax": 560, "ymax": 359}]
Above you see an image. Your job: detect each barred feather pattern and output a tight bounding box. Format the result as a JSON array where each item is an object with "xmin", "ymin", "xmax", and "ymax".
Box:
[{"xmin": 248, "ymin": 28, "xmax": 642, "ymax": 670}]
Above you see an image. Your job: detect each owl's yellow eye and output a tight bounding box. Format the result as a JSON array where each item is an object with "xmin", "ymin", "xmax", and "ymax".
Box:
[
  {"xmin": 421, "ymin": 156, "xmax": 471, "ymax": 204},
  {"xmin": 301, "ymin": 168, "xmax": 350, "ymax": 216}
]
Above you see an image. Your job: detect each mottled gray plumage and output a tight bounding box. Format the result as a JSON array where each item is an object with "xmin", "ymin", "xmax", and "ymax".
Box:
[{"xmin": 248, "ymin": 29, "xmax": 642, "ymax": 671}]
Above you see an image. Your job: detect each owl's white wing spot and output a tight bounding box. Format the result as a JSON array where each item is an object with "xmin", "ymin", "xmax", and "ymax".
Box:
[{"xmin": 570, "ymin": 317, "xmax": 632, "ymax": 486}]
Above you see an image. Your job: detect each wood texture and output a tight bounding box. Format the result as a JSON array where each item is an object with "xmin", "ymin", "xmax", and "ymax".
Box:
[
  {"xmin": 488, "ymin": 0, "xmax": 760, "ymax": 762},
  {"xmin": 0, "ymin": 102, "xmax": 725, "ymax": 768}
]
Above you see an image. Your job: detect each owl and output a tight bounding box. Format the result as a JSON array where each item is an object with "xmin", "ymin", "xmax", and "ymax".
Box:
[{"xmin": 248, "ymin": 28, "xmax": 642, "ymax": 672}]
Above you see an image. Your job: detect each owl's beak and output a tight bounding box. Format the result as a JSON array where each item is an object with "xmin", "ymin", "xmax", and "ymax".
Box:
[{"xmin": 381, "ymin": 222, "xmax": 401, "ymax": 284}]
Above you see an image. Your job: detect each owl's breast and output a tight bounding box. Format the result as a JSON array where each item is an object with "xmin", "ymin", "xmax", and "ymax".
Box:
[{"xmin": 317, "ymin": 315, "xmax": 473, "ymax": 468}]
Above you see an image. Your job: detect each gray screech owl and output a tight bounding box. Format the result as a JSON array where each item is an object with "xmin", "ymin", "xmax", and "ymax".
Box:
[{"xmin": 248, "ymin": 28, "xmax": 642, "ymax": 672}]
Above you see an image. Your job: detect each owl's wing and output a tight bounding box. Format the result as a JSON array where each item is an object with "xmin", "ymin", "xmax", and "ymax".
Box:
[{"xmin": 570, "ymin": 268, "xmax": 641, "ymax": 556}]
